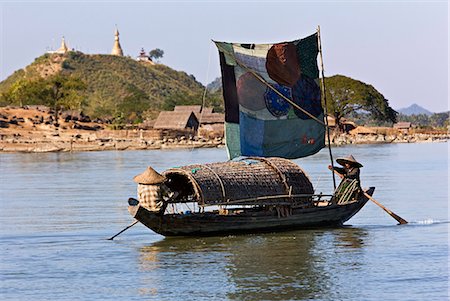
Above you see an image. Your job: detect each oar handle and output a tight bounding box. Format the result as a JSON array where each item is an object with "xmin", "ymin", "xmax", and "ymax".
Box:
[
  {"xmin": 108, "ymin": 220, "xmax": 139, "ymax": 240},
  {"xmin": 329, "ymin": 168, "xmax": 344, "ymax": 179}
]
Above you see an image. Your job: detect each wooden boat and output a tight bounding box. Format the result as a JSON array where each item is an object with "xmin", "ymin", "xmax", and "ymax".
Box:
[
  {"xmin": 127, "ymin": 28, "xmax": 377, "ymax": 237},
  {"xmin": 128, "ymin": 157, "xmax": 374, "ymax": 236},
  {"xmin": 129, "ymin": 189, "xmax": 374, "ymax": 237}
]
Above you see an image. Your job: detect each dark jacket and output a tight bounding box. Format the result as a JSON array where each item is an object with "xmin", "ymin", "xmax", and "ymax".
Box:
[{"xmin": 333, "ymin": 166, "xmax": 360, "ymax": 182}]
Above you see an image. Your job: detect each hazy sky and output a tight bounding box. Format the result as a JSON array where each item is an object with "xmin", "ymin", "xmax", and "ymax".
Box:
[{"xmin": 1, "ymin": 1, "xmax": 448, "ymax": 112}]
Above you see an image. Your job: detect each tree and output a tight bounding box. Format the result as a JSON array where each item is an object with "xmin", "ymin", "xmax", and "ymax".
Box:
[
  {"xmin": 324, "ymin": 75, "xmax": 397, "ymax": 129},
  {"xmin": 1, "ymin": 78, "xmax": 50, "ymax": 106},
  {"xmin": 429, "ymin": 112, "xmax": 449, "ymax": 128},
  {"xmin": 149, "ymin": 48, "xmax": 164, "ymax": 61},
  {"xmin": 46, "ymin": 75, "xmax": 86, "ymax": 125},
  {"xmin": 116, "ymin": 85, "xmax": 150, "ymax": 123},
  {"xmin": 1, "ymin": 75, "xmax": 86, "ymax": 126}
]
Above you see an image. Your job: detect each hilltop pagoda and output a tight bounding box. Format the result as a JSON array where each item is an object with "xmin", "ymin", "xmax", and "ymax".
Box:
[
  {"xmin": 56, "ymin": 37, "xmax": 69, "ymax": 53},
  {"xmin": 111, "ymin": 28, "xmax": 124, "ymax": 56},
  {"xmin": 47, "ymin": 37, "xmax": 69, "ymax": 54},
  {"xmin": 136, "ymin": 48, "xmax": 154, "ymax": 65}
]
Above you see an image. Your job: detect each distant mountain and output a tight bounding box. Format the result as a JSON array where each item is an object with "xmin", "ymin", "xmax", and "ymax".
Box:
[
  {"xmin": 398, "ymin": 104, "xmax": 433, "ymax": 116},
  {"xmin": 206, "ymin": 77, "xmax": 222, "ymax": 93}
]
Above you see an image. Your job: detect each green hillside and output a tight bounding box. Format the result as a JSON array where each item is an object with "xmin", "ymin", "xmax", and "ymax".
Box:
[{"xmin": 0, "ymin": 51, "xmax": 218, "ymax": 121}]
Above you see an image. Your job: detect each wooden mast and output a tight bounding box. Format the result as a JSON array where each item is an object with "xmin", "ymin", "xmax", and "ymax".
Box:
[{"xmin": 317, "ymin": 26, "xmax": 337, "ymax": 189}]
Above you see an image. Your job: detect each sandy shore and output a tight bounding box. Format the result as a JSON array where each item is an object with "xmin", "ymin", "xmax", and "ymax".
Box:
[
  {"xmin": 0, "ymin": 131, "xmax": 225, "ymax": 153},
  {"xmin": 1, "ymin": 107, "xmax": 448, "ymax": 153}
]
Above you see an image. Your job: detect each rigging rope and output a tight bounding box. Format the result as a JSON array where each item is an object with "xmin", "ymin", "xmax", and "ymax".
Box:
[{"xmin": 200, "ymin": 41, "xmax": 213, "ymax": 121}]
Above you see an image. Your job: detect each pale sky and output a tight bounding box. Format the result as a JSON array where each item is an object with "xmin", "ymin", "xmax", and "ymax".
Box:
[{"xmin": 1, "ymin": 0, "xmax": 448, "ymax": 112}]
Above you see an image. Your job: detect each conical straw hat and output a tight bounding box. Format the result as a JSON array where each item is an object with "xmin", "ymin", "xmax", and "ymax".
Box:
[
  {"xmin": 133, "ymin": 166, "xmax": 166, "ymax": 184},
  {"xmin": 336, "ymin": 155, "xmax": 363, "ymax": 168}
]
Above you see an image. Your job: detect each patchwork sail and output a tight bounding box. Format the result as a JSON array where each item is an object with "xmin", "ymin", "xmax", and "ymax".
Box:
[{"xmin": 214, "ymin": 32, "xmax": 326, "ymax": 159}]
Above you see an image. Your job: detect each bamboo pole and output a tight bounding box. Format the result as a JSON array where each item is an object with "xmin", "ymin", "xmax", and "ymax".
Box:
[{"xmin": 317, "ymin": 25, "xmax": 337, "ymax": 190}]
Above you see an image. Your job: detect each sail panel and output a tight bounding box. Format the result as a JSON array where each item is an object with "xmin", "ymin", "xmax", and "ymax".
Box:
[
  {"xmin": 239, "ymin": 111, "xmax": 325, "ymax": 159},
  {"xmin": 215, "ymin": 32, "xmax": 325, "ymax": 160}
]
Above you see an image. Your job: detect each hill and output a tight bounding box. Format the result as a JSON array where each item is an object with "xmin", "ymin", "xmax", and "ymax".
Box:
[
  {"xmin": 206, "ymin": 77, "xmax": 222, "ymax": 93},
  {"xmin": 0, "ymin": 52, "xmax": 210, "ymax": 121},
  {"xmin": 398, "ymin": 104, "xmax": 433, "ymax": 116}
]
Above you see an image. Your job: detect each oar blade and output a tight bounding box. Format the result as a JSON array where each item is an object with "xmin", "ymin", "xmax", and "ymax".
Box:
[{"xmin": 393, "ymin": 214, "xmax": 408, "ymax": 225}]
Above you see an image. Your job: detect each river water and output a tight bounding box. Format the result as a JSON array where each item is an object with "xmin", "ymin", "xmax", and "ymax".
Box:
[{"xmin": 0, "ymin": 142, "xmax": 448, "ymax": 300}]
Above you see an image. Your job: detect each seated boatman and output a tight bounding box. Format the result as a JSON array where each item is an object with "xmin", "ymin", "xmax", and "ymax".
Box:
[
  {"xmin": 133, "ymin": 166, "xmax": 178, "ymax": 216},
  {"xmin": 328, "ymin": 154, "xmax": 363, "ymax": 185}
]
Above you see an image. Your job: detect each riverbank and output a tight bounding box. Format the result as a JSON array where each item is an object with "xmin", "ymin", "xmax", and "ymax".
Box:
[
  {"xmin": 0, "ymin": 106, "xmax": 224, "ymax": 153},
  {"xmin": 0, "ymin": 106, "xmax": 448, "ymax": 153}
]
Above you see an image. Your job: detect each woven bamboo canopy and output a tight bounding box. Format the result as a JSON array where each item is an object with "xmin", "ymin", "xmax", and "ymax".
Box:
[{"xmin": 163, "ymin": 157, "xmax": 314, "ymax": 206}]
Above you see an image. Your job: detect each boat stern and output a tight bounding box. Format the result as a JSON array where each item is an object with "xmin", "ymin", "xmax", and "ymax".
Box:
[{"xmin": 127, "ymin": 198, "xmax": 165, "ymax": 235}]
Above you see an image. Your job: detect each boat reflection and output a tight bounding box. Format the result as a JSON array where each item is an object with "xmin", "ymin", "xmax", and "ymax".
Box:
[
  {"xmin": 332, "ymin": 226, "xmax": 368, "ymax": 250},
  {"xmin": 225, "ymin": 231, "xmax": 326, "ymax": 300},
  {"xmin": 138, "ymin": 227, "xmax": 368, "ymax": 300}
]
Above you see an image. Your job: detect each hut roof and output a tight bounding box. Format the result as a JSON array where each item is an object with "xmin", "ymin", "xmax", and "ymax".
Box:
[
  {"xmin": 163, "ymin": 157, "xmax": 314, "ymax": 206},
  {"xmin": 326, "ymin": 115, "xmax": 356, "ymax": 128},
  {"xmin": 153, "ymin": 111, "xmax": 198, "ymax": 130},
  {"xmin": 326, "ymin": 115, "xmax": 336, "ymax": 127},
  {"xmin": 393, "ymin": 122, "xmax": 412, "ymax": 129},
  {"xmin": 199, "ymin": 113, "xmax": 224, "ymax": 124},
  {"xmin": 174, "ymin": 105, "xmax": 202, "ymax": 113},
  {"xmin": 349, "ymin": 126, "xmax": 377, "ymax": 135},
  {"xmin": 202, "ymin": 107, "xmax": 214, "ymax": 114},
  {"xmin": 344, "ymin": 120, "xmax": 357, "ymax": 127},
  {"xmin": 138, "ymin": 119, "xmax": 156, "ymax": 129},
  {"xmin": 199, "ymin": 123, "xmax": 223, "ymax": 131}
]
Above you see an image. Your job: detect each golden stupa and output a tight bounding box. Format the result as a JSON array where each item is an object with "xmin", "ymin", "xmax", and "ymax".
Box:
[
  {"xmin": 55, "ymin": 37, "xmax": 69, "ymax": 54},
  {"xmin": 111, "ymin": 28, "xmax": 124, "ymax": 56}
]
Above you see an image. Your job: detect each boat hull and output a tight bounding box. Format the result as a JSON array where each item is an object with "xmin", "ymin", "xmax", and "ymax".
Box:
[{"xmin": 128, "ymin": 187, "xmax": 375, "ymax": 237}]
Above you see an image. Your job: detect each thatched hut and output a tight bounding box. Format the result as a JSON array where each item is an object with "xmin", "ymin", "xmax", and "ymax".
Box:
[
  {"xmin": 199, "ymin": 112, "xmax": 224, "ymax": 124},
  {"xmin": 174, "ymin": 105, "xmax": 202, "ymax": 113},
  {"xmin": 349, "ymin": 126, "xmax": 377, "ymax": 135},
  {"xmin": 198, "ymin": 112, "xmax": 225, "ymax": 138},
  {"xmin": 394, "ymin": 122, "xmax": 413, "ymax": 133},
  {"xmin": 327, "ymin": 115, "xmax": 357, "ymax": 133},
  {"xmin": 153, "ymin": 111, "xmax": 199, "ymax": 131}
]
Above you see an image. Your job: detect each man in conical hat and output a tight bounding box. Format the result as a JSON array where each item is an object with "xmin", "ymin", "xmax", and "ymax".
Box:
[
  {"xmin": 133, "ymin": 166, "xmax": 177, "ymax": 215},
  {"xmin": 328, "ymin": 154, "xmax": 363, "ymax": 183}
]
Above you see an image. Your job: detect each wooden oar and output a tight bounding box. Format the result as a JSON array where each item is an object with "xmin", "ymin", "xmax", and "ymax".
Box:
[
  {"xmin": 330, "ymin": 168, "xmax": 408, "ymax": 225},
  {"xmin": 363, "ymin": 192, "xmax": 408, "ymax": 225},
  {"xmin": 108, "ymin": 220, "xmax": 139, "ymax": 240}
]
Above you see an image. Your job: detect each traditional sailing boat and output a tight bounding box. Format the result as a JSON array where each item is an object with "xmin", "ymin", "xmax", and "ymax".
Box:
[{"xmin": 126, "ymin": 28, "xmax": 376, "ymax": 237}]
